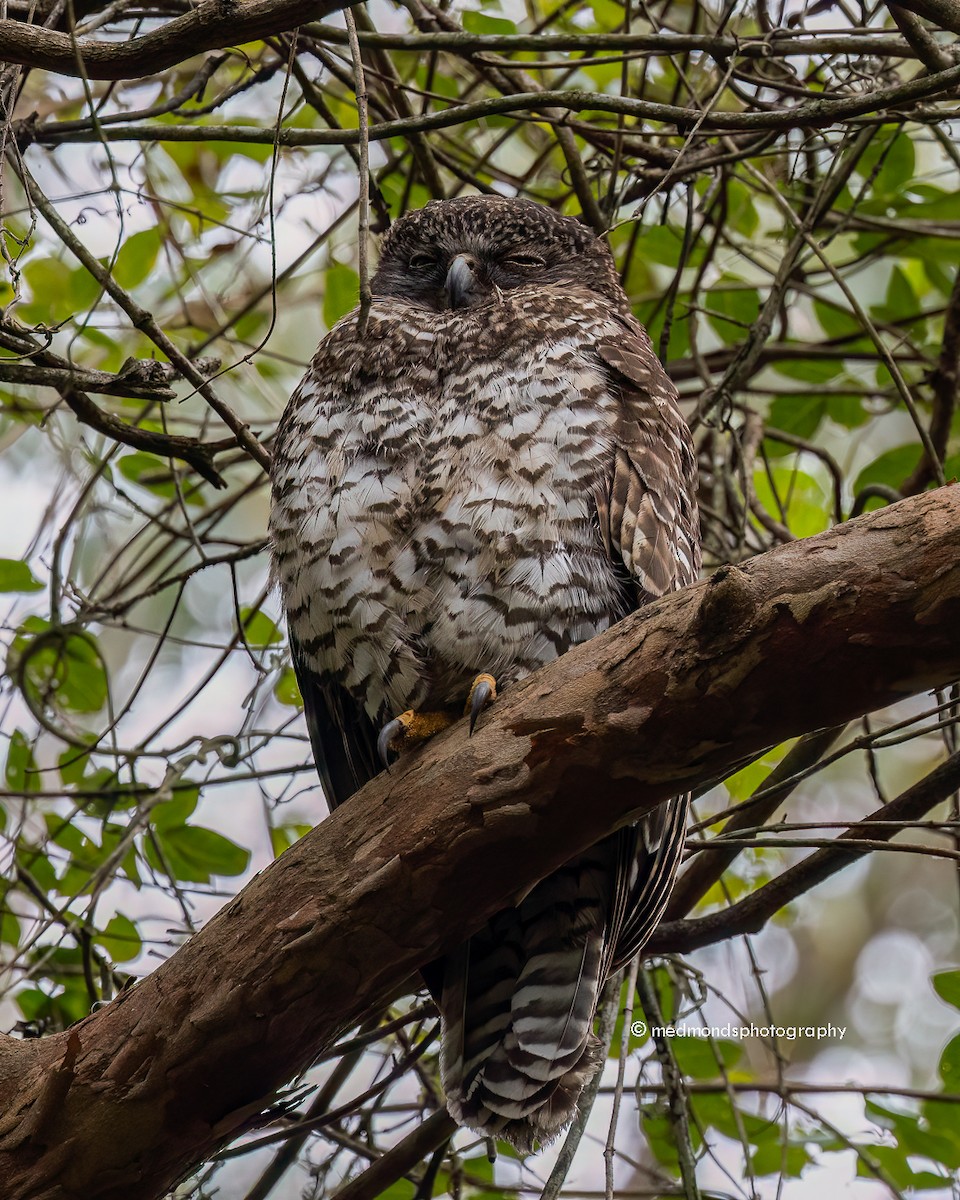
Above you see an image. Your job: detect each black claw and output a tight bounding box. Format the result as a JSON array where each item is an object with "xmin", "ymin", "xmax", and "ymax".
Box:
[
  {"xmin": 469, "ymin": 679, "xmax": 494, "ymax": 735},
  {"xmin": 377, "ymin": 717, "xmax": 404, "ymax": 769}
]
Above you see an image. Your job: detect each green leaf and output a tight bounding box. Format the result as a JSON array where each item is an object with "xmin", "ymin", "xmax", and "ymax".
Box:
[
  {"xmin": 814, "ymin": 299, "xmax": 862, "ymax": 339},
  {"xmin": 727, "ymin": 178, "xmax": 759, "ymax": 237},
  {"xmin": 920, "ymin": 1098, "xmax": 960, "ymax": 1165},
  {"xmin": 750, "ymin": 1141, "xmax": 811, "ymax": 1177},
  {"xmin": 16, "ymin": 980, "xmax": 89, "ymax": 1028},
  {"xmin": 274, "ymin": 667, "xmax": 302, "ymax": 708},
  {"xmin": 117, "ymin": 451, "xmax": 180, "ymax": 500},
  {"xmin": 853, "ymin": 444, "xmax": 917, "ymax": 495},
  {"xmin": 16, "ymin": 840, "xmax": 58, "ymax": 891},
  {"xmin": 938, "ymin": 1032, "xmax": 960, "ymax": 1090},
  {"xmin": 16, "ymin": 987, "xmax": 55, "ymax": 1023},
  {"xmin": 671, "ymin": 1035, "xmax": 742, "ymax": 1079},
  {"xmin": 767, "ymin": 393, "xmax": 868, "ymax": 451},
  {"xmin": 828, "ymin": 394, "xmax": 869, "ymax": 429},
  {"xmin": 58, "ymin": 748, "xmax": 89, "ymax": 787},
  {"xmin": 240, "ymin": 607, "xmax": 283, "ymax": 647},
  {"xmin": 0, "ymin": 558, "xmax": 43, "ymax": 592},
  {"xmin": 148, "ymin": 824, "xmax": 250, "ymax": 883},
  {"xmin": 5, "ymin": 729, "xmax": 40, "ymax": 794},
  {"xmin": 856, "ymin": 1143, "xmax": 913, "ymax": 1188},
  {"xmin": 22, "ymin": 257, "xmax": 87, "ymax": 323},
  {"xmin": 706, "ymin": 282, "xmax": 761, "ymax": 342},
  {"xmin": 153, "ymin": 787, "xmax": 200, "ymax": 831},
  {"xmin": 112, "ymin": 228, "xmax": 162, "ymax": 290},
  {"xmin": 102, "ymin": 823, "xmax": 142, "ymax": 887},
  {"xmin": 864, "ymin": 1099, "xmax": 960, "ymax": 1166},
  {"xmin": 772, "ymin": 358, "xmax": 843, "ymax": 385},
  {"xmin": 753, "ymin": 467, "xmax": 830, "ymax": 538},
  {"xmin": 369, "ymin": 1183, "xmax": 416, "ymax": 1200},
  {"xmin": 58, "ymin": 737, "xmax": 99, "ymax": 786},
  {"xmin": 932, "ymin": 970, "xmax": 960, "ymax": 1012},
  {"xmin": 872, "ymin": 132, "xmax": 917, "ymax": 200},
  {"xmin": 462, "ymin": 9, "xmax": 516, "ymax": 33},
  {"xmin": 724, "ymin": 746, "xmax": 791, "ymax": 803},
  {"xmin": 323, "ymin": 263, "xmax": 359, "ymax": 328},
  {"xmin": 270, "ymin": 823, "xmax": 310, "ymax": 856},
  {"xmin": 10, "ymin": 621, "xmax": 108, "ymax": 714},
  {"xmin": 98, "ymin": 913, "xmax": 142, "ymax": 963},
  {"xmin": 636, "ymin": 225, "xmax": 701, "ymax": 268},
  {"xmin": 768, "ymin": 395, "xmax": 827, "ymax": 442},
  {"xmin": 641, "ymin": 1110, "xmax": 682, "ymax": 1168},
  {"xmin": 589, "ymin": 0, "xmax": 625, "ymax": 25},
  {"xmin": 873, "ymin": 264, "xmax": 919, "ymax": 323},
  {"xmin": 0, "ymin": 909, "xmax": 20, "ymax": 947}
]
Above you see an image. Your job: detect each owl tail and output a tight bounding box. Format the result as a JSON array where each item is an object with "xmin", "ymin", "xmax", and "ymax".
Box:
[{"xmin": 438, "ymin": 854, "xmax": 611, "ymax": 1152}]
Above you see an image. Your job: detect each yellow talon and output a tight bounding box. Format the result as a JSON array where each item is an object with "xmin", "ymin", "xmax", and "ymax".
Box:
[{"xmin": 377, "ymin": 709, "xmax": 455, "ymax": 766}]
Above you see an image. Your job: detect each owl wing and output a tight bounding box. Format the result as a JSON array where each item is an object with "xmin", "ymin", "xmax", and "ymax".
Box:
[
  {"xmin": 289, "ymin": 633, "xmax": 380, "ymax": 812},
  {"xmin": 595, "ymin": 319, "xmax": 701, "ymax": 972},
  {"xmin": 596, "ymin": 323, "xmax": 700, "ymax": 601}
]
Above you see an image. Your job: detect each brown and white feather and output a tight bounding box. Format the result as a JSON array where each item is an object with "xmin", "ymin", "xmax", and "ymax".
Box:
[{"xmin": 269, "ymin": 196, "xmax": 701, "ymax": 1150}]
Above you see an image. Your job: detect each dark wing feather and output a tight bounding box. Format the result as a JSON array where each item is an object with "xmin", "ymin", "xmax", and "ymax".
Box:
[
  {"xmin": 290, "ymin": 632, "xmax": 380, "ymax": 811},
  {"xmin": 595, "ymin": 318, "xmax": 701, "ymax": 970},
  {"xmin": 596, "ymin": 323, "xmax": 700, "ymax": 602}
]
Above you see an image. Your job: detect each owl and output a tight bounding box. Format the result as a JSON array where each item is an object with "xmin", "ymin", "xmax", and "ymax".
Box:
[{"xmin": 270, "ymin": 196, "xmax": 700, "ymax": 1151}]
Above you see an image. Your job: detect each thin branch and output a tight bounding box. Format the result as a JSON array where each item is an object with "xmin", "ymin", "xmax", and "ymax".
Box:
[
  {"xmin": 18, "ymin": 60, "xmax": 960, "ymax": 148},
  {"xmin": 652, "ymin": 747, "xmax": 960, "ymax": 955},
  {"xmin": 668, "ymin": 725, "xmax": 846, "ymax": 918},
  {"xmin": 636, "ymin": 969, "xmax": 701, "ymax": 1200},
  {"xmin": 331, "ymin": 1109, "xmax": 457, "ymax": 1200},
  {"xmin": 7, "ymin": 154, "xmax": 271, "ymax": 476},
  {"xmin": 888, "ymin": 3, "xmax": 956, "ymax": 71},
  {"xmin": 540, "ymin": 972, "xmax": 623, "ymax": 1200},
  {"xmin": 344, "ymin": 5, "xmax": 372, "ymax": 328}
]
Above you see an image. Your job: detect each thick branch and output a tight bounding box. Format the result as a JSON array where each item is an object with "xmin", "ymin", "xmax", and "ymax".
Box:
[
  {"xmin": 0, "ymin": 0, "xmax": 349, "ymax": 80},
  {"xmin": 2, "ymin": 487, "xmax": 960, "ymax": 1199},
  {"xmin": 0, "ymin": 20, "xmax": 921, "ymax": 81}
]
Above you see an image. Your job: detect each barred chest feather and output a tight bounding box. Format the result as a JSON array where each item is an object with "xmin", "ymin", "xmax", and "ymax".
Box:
[{"xmin": 271, "ymin": 292, "xmax": 631, "ymax": 721}]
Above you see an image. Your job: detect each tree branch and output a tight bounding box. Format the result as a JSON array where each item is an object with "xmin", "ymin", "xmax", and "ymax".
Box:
[
  {"xmin": 19, "ymin": 60, "xmax": 960, "ymax": 150},
  {"xmin": 2, "ymin": 487, "xmax": 960, "ymax": 1198},
  {"xmin": 0, "ymin": 0, "xmax": 351, "ymax": 81},
  {"xmin": 0, "ymin": 20, "xmax": 922, "ymax": 80},
  {"xmin": 652, "ymin": 746, "xmax": 960, "ymax": 954}
]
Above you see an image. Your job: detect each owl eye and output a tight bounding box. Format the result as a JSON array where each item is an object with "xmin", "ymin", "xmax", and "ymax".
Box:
[
  {"xmin": 503, "ymin": 253, "xmax": 546, "ymax": 268},
  {"xmin": 409, "ymin": 252, "xmax": 440, "ymax": 270}
]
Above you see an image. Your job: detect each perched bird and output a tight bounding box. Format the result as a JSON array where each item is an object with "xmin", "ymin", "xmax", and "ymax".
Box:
[{"xmin": 270, "ymin": 196, "xmax": 700, "ymax": 1150}]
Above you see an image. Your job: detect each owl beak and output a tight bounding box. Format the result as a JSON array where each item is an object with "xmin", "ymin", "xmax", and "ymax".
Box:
[{"xmin": 444, "ymin": 254, "xmax": 482, "ymax": 309}]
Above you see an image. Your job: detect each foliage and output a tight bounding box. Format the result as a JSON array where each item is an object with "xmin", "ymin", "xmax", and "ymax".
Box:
[{"xmin": 1, "ymin": 0, "xmax": 960, "ymax": 1197}]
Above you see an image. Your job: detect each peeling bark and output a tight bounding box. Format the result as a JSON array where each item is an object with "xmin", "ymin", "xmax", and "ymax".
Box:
[{"xmin": 2, "ymin": 487, "xmax": 960, "ymax": 1199}]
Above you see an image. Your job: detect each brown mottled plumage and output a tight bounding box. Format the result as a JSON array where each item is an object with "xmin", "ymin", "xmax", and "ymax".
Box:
[{"xmin": 270, "ymin": 196, "xmax": 700, "ymax": 1150}]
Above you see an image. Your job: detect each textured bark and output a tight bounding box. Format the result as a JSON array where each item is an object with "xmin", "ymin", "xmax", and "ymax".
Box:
[{"xmin": 2, "ymin": 487, "xmax": 960, "ymax": 1199}]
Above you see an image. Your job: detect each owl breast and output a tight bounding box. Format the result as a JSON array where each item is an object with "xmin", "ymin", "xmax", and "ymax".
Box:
[{"xmin": 272, "ymin": 299, "xmax": 629, "ymax": 721}]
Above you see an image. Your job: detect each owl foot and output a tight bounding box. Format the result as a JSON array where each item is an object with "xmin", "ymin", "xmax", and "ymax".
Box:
[
  {"xmin": 466, "ymin": 673, "xmax": 498, "ymax": 735},
  {"xmin": 377, "ymin": 709, "xmax": 455, "ymax": 768}
]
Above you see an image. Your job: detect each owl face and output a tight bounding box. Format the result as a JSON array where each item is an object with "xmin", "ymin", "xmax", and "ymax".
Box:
[{"xmin": 371, "ymin": 196, "xmax": 621, "ymax": 312}]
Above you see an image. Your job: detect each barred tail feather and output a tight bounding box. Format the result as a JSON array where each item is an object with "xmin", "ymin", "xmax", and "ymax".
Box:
[
  {"xmin": 439, "ymin": 853, "xmax": 612, "ymax": 1151},
  {"xmin": 439, "ymin": 808, "xmax": 689, "ymax": 1151}
]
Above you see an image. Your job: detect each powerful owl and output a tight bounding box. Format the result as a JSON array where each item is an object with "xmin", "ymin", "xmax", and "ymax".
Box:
[{"xmin": 270, "ymin": 196, "xmax": 700, "ymax": 1150}]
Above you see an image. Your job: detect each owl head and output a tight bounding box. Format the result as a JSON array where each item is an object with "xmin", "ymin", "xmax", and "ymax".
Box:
[{"xmin": 371, "ymin": 196, "xmax": 624, "ymax": 311}]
